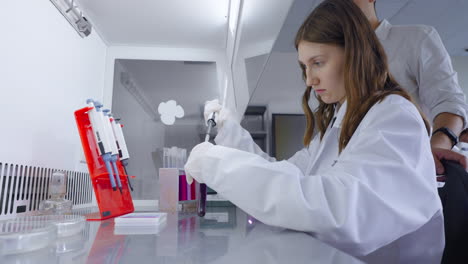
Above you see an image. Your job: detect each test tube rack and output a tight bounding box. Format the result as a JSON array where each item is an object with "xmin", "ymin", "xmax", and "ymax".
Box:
[{"xmin": 74, "ymin": 106, "xmax": 134, "ymax": 221}]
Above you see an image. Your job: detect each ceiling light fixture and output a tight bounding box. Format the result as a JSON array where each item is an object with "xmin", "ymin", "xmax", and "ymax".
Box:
[{"xmin": 49, "ymin": 0, "xmax": 92, "ymax": 38}]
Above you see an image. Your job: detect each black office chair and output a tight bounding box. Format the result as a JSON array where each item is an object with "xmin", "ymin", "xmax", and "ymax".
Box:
[{"xmin": 438, "ymin": 160, "xmax": 468, "ymax": 263}]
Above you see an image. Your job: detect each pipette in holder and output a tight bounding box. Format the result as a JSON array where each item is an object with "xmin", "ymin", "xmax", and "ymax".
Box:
[
  {"xmin": 198, "ymin": 113, "xmax": 216, "ymax": 217},
  {"xmin": 86, "ymin": 99, "xmax": 117, "ymax": 191},
  {"xmin": 102, "ymin": 109, "xmax": 123, "ymax": 194},
  {"xmin": 111, "ymin": 116, "xmax": 134, "ymax": 192}
]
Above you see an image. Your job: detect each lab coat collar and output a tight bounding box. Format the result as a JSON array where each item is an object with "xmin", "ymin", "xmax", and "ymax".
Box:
[
  {"xmin": 375, "ymin": 19, "xmax": 391, "ymax": 40},
  {"xmin": 332, "ymin": 100, "xmax": 347, "ymax": 128}
]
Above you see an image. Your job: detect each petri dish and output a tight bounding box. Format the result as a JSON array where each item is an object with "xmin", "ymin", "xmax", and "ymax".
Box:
[
  {"xmin": 55, "ymin": 233, "xmax": 86, "ymax": 254},
  {"xmin": 0, "ymin": 218, "xmax": 57, "ymax": 255},
  {"xmin": 16, "ymin": 215, "xmax": 86, "ymax": 237}
]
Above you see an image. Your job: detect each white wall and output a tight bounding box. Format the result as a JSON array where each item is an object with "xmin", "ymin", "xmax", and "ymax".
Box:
[
  {"xmin": 1, "ymin": 1, "xmax": 107, "ymax": 171},
  {"xmin": 452, "ymin": 56, "xmax": 468, "ymax": 100}
]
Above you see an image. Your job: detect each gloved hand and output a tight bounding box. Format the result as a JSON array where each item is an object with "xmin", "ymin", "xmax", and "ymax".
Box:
[
  {"xmin": 204, "ymin": 99, "xmax": 236, "ymax": 129},
  {"xmin": 185, "ymin": 142, "xmax": 215, "ymax": 184}
]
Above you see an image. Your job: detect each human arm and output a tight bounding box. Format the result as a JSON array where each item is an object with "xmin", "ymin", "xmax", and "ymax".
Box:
[
  {"xmin": 415, "ymin": 27, "xmax": 467, "ymax": 172},
  {"xmin": 431, "ymin": 113, "xmax": 464, "ymax": 150},
  {"xmin": 431, "ymin": 113, "xmax": 467, "ymax": 174}
]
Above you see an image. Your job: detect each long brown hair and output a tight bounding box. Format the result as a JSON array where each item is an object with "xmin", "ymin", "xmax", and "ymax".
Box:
[{"xmin": 295, "ymin": 0, "xmax": 430, "ymax": 152}]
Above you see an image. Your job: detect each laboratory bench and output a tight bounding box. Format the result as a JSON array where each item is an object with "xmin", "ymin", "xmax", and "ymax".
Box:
[{"xmin": 1, "ymin": 206, "xmax": 363, "ymax": 264}]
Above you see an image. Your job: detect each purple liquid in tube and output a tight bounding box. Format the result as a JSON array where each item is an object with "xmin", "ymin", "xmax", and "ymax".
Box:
[{"xmin": 198, "ymin": 183, "xmax": 207, "ymax": 217}]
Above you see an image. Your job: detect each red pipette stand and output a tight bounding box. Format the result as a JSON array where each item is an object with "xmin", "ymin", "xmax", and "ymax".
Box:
[{"xmin": 75, "ymin": 106, "xmax": 134, "ymax": 221}]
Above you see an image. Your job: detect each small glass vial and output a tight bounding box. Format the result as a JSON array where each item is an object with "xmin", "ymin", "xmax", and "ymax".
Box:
[{"xmin": 39, "ymin": 171, "xmax": 73, "ymax": 215}]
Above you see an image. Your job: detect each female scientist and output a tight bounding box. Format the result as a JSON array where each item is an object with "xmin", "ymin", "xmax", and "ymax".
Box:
[{"xmin": 184, "ymin": 0, "xmax": 444, "ymax": 262}]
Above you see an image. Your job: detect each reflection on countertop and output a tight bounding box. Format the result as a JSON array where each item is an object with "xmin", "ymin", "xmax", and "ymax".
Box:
[{"xmin": 1, "ymin": 207, "xmax": 362, "ymax": 264}]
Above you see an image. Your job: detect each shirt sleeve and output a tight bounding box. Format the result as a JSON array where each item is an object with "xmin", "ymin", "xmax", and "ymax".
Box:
[
  {"xmin": 197, "ymin": 98, "xmax": 441, "ymax": 256},
  {"xmin": 416, "ymin": 26, "xmax": 467, "ymax": 125}
]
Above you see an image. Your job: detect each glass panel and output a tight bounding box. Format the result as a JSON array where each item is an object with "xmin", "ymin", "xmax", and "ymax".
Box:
[
  {"xmin": 112, "ymin": 59, "xmax": 220, "ymax": 200},
  {"xmin": 231, "ymin": 0, "xmax": 295, "ymax": 112}
]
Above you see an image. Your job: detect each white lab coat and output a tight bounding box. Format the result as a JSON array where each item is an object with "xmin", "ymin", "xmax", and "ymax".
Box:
[
  {"xmin": 196, "ymin": 95, "xmax": 444, "ymax": 263},
  {"xmin": 376, "ymin": 20, "xmax": 467, "ymax": 124}
]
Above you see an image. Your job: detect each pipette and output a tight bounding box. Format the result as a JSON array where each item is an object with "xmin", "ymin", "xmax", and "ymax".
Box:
[
  {"xmin": 111, "ymin": 116, "xmax": 134, "ymax": 192},
  {"xmin": 101, "ymin": 108, "xmax": 123, "ymax": 194},
  {"xmin": 86, "ymin": 99, "xmax": 117, "ymax": 191},
  {"xmin": 198, "ymin": 113, "xmax": 216, "ymax": 217}
]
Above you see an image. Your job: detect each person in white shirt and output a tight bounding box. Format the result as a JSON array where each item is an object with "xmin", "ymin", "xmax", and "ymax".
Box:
[
  {"xmin": 185, "ymin": 0, "xmax": 444, "ymax": 262},
  {"xmin": 352, "ymin": 0, "xmax": 468, "ymax": 174}
]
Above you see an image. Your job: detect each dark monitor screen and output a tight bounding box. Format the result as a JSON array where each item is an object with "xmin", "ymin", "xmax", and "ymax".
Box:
[{"xmin": 272, "ymin": 114, "xmax": 306, "ymax": 160}]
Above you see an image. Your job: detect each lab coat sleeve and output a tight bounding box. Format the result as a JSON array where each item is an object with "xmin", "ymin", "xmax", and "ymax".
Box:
[
  {"xmin": 215, "ymin": 119, "xmax": 312, "ymax": 172},
  {"xmin": 214, "ymin": 119, "xmax": 276, "ymax": 161},
  {"xmin": 197, "ymin": 98, "xmax": 441, "ymax": 256},
  {"xmin": 416, "ymin": 26, "xmax": 467, "ymax": 124}
]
